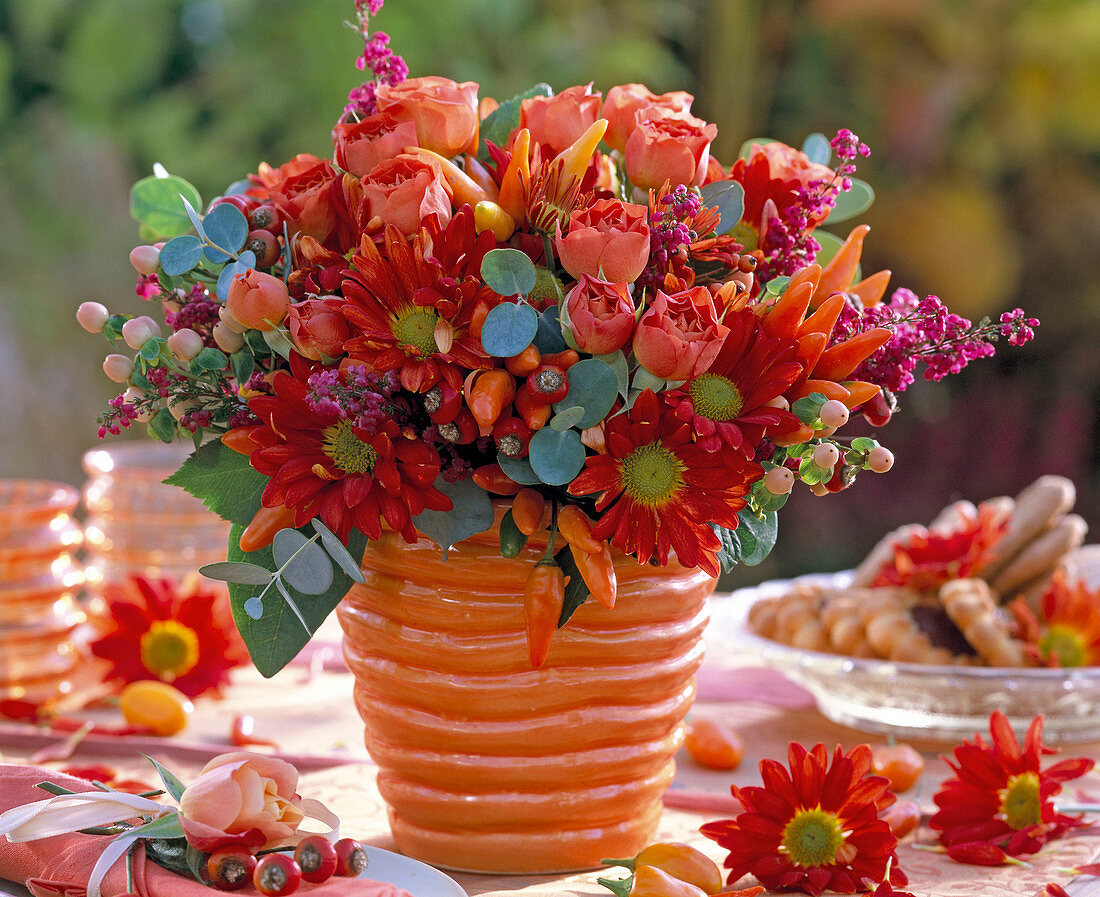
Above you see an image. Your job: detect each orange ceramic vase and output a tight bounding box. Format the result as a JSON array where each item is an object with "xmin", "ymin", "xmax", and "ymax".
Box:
[{"xmin": 338, "ymin": 507, "xmax": 715, "ymax": 874}]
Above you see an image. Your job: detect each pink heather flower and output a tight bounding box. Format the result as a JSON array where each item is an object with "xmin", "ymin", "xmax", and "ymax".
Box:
[
  {"xmin": 135, "ymin": 274, "xmax": 160, "ymax": 300},
  {"xmin": 345, "ymin": 31, "xmax": 408, "ymax": 120},
  {"xmin": 305, "ymin": 366, "xmax": 397, "ymax": 434}
]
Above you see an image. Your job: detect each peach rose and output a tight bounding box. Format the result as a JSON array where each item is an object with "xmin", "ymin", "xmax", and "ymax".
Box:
[
  {"xmin": 179, "ymin": 753, "xmax": 306, "ymax": 851},
  {"xmin": 601, "ymin": 83, "xmax": 693, "ymax": 153},
  {"xmin": 361, "ymin": 154, "xmax": 453, "ymax": 235},
  {"xmin": 633, "ymin": 287, "xmax": 729, "ymax": 380},
  {"xmin": 554, "ymin": 198, "xmax": 650, "ymax": 284},
  {"xmin": 287, "ymin": 297, "xmax": 351, "ymax": 361},
  {"xmin": 226, "ymin": 269, "xmax": 290, "ymax": 332},
  {"xmin": 520, "ymin": 84, "xmax": 602, "ymax": 156},
  {"xmin": 333, "ymin": 112, "xmax": 419, "ymax": 178},
  {"xmin": 252, "ymin": 154, "xmax": 340, "ymax": 245},
  {"xmin": 376, "ymin": 76, "xmax": 480, "ymax": 159},
  {"xmin": 624, "ymin": 108, "xmax": 717, "ymax": 191},
  {"xmin": 565, "ymin": 275, "xmax": 636, "ymax": 355},
  {"xmin": 747, "ymin": 141, "xmax": 835, "ymax": 223}
]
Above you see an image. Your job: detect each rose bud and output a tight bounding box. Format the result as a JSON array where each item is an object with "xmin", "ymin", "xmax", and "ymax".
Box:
[
  {"xmin": 564, "ymin": 275, "xmax": 636, "ymax": 355},
  {"xmin": 225, "ymin": 269, "xmax": 290, "ymax": 331},
  {"xmin": 286, "ymin": 298, "xmax": 350, "ymax": 361}
]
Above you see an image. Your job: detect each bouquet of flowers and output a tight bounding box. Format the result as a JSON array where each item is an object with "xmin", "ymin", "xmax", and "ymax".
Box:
[{"xmin": 79, "ymin": 1, "xmax": 1037, "ymax": 674}]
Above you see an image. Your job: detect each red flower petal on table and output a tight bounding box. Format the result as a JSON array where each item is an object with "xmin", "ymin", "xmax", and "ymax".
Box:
[
  {"xmin": 568, "ymin": 389, "xmax": 762, "ymax": 576},
  {"xmin": 701, "ymin": 742, "xmax": 907, "ymax": 895},
  {"xmin": 930, "ymin": 710, "xmax": 1095, "ymax": 862},
  {"xmin": 89, "ymin": 575, "xmax": 242, "ymax": 699}
]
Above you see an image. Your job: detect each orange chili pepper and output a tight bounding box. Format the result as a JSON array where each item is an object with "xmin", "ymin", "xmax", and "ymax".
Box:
[
  {"xmin": 790, "ymin": 379, "xmax": 850, "ymax": 403},
  {"xmin": 795, "ymin": 331, "xmax": 828, "ymax": 372},
  {"xmin": 684, "ymin": 718, "xmax": 744, "ymax": 772},
  {"xmin": 882, "ymin": 798, "xmax": 921, "ymax": 839},
  {"xmin": 505, "ymin": 343, "xmax": 542, "ymax": 376},
  {"xmin": 628, "ymin": 865, "xmax": 708, "ymax": 897},
  {"xmin": 557, "ymin": 505, "xmax": 602, "ymax": 554},
  {"xmin": 466, "ymin": 369, "xmax": 516, "ymax": 431},
  {"xmin": 239, "ymin": 503, "xmax": 297, "ymax": 553},
  {"xmin": 812, "ymin": 327, "xmax": 892, "ymax": 381},
  {"xmin": 498, "ymin": 128, "xmax": 531, "ymax": 222},
  {"xmin": 221, "ymin": 425, "xmax": 263, "ymax": 456},
  {"xmin": 797, "ymin": 292, "xmax": 845, "ymax": 339},
  {"xmin": 471, "ymin": 463, "xmax": 523, "ymax": 495},
  {"xmin": 523, "ymin": 561, "xmax": 565, "ymax": 668},
  {"xmin": 761, "ymin": 281, "xmax": 813, "ymax": 339},
  {"xmin": 514, "ymin": 386, "xmax": 552, "ymax": 431},
  {"xmin": 469, "ymin": 300, "xmax": 491, "ymax": 339},
  {"xmin": 474, "ymin": 200, "xmax": 516, "ymax": 241},
  {"xmin": 462, "ymin": 154, "xmax": 499, "ymax": 197},
  {"xmin": 785, "ymin": 262, "xmax": 821, "ymax": 295},
  {"xmin": 573, "ymin": 544, "xmax": 617, "ymax": 610},
  {"xmin": 840, "ymin": 380, "xmax": 881, "ymax": 408},
  {"xmin": 849, "ymin": 268, "xmax": 892, "ymax": 307},
  {"xmin": 771, "ymin": 422, "xmax": 816, "ymax": 447},
  {"xmin": 816, "ymin": 223, "xmax": 870, "ymax": 299},
  {"xmin": 541, "ymin": 348, "xmax": 580, "ymax": 369},
  {"xmin": 511, "ymin": 488, "xmax": 546, "ymax": 536},
  {"xmin": 549, "ymin": 118, "xmax": 608, "ymax": 188},
  {"xmin": 631, "ymin": 843, "xmax": 723, "ymax": 895},
  {"xmin": 405, "ymin": 147, "xmax": 493, "ymax": 207}
]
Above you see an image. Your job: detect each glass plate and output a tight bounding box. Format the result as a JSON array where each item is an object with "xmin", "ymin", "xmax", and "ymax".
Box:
[{"xmin": 708, "ymin": 572, "xmax": 1100, "ymax": 744}]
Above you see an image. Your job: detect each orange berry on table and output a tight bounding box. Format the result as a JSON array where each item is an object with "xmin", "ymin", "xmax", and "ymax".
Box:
[
  {"xmin": 867, "ymin": 446, "xmax": 895, "ymax": 473},
  {"xmin": 870, "ymin": 742, "xmax": 925, "ymax": 792},
  {"xmin": 684, "ymin": 718, "xmax": 744, "ymax": 771},
  {"xmin": 118, "ymin": 680, "xmax": 193, "ymax": 736},
  {"xmin": 882, "ymin": 798, "xmax": 922, "ymax": 839},
  {"xmin": 819, "ymin": 398, "xmax": 850, "ymax": 428},
  {"xmin": 76, "ymin": 301, "xmax": 110, "ymax": 333},
  {"xmin": 764, "ymin": 466, "xmax": 795, "ymax": 496}
]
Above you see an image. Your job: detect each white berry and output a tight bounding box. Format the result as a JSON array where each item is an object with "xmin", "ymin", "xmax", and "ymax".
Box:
[
  {"xmin": 764, "ymin": 466, "xmax": 795, "ymax": 495},
  {"xmin": 819, "ymin": 399, "xmax": 850, "ymax": 429},
  {"xmin": 867, "ymin": 446, "xmax": 895, "ymax": 473},
  {"xmin": 76, "ymin": 301, "xmax": 110, "ymax": 333},
  {"xmin": 813, "ymin": 442, "xmax": 840, "ymax": 470},
  {"xmin": 102, "ymin": 354, "xmax": 134, "ymax": 383}
]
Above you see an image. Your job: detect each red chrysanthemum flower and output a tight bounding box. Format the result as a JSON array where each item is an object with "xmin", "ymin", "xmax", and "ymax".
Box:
[
  {"xmin": 870, "ymin": 503, "xmax": 1008, "ymax": 592},
  {"xmin": 339, "ymin": 208, "xmax": 498, "ymax": 392},
  {"xmin": 568, "ymin": 389, "xmax": 762, "ymax": 576},
  {"xmin": 90, "ymin": 575, "xmax": 243, "ymax": 698},
  {"xmin": 701, "ymin": 742, "xmax": 907, "ymax": 895},
  {"xmin": 248, "ymin": 369, "xmax": 450, "ymax": 542},
  {"xmin": 665, "ymin": 308, "xmax": 803, "ymax": 455},
  {"xmin": 1032, "ymin": 572, "xmax": 1100, "ymax": 667},
  {"xmin": 930, "ymin": 711, "xmax": 1095, "ymax": 861}
]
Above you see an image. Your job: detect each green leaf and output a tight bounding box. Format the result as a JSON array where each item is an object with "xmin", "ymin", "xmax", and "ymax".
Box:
[
  {"xmin": 311, "ymin": 518, "xmax": 366, "ymax": 585},
  {"xmin": 186, "ymin": 844, "xmax": 209, "ymax": 885},
  {"xmin": 737, "ymin": 510, "xmax": 778, "ymax": 566},
  {"xmin": 142, "ymin": 755, "xmax": 186, "ymax": 803},
  {"xmin": 534, "ymin": 305, "xmax": 567, "ymax": 354},
  {"xmin": 193, "ymin": 347, "xmax": 228, "ymax": 371},
  {"xmin": 180, "ymin": 196, "xmax": 207, "ymax": 240},
  {"xmin": 851, "ymin": 436, "xmax": 879, "ymax": 453},
  {"xmin": 555, "ymin": 544, "xmax": 591, "ymax": 627},
  {"xmin": 144, "ymin": 837, "xmax": 192, "ymax": 879},
  {"xmin": 499, "ymin": 509, "xmax": 527, "ymax": 559},
  {"xmin": 698, "ymin": 179, "xmax": 745, "ymax": 233},
  {"xmin": 262, "ymin": 325, "xmax": 294, "ymax": 361},
  {"xmin": 552, "ymin": 358, "xmax": 618, "ymax": 429},
  {"xmin": 412, "ymin": 476, "xmax": 494, "ymax": 559},
  {"xmin": 826, "ymin": 177, "xmax": 875, "ymax": 225},
  {"xmin": 801, "ymin": 132, "xmax": 831, "ymax": 166},
  {"xmin": 528, "ymin": 427, "xmax": 586, "ymax": 486},
  {"xmin": 595, "ymin": 350, "xmax": 630, "ymax": 400},
  {"xmin": 550, "ymin": 406, "xmax": 586, "ymax": 431},
  {"xmin": 127, "ymin": 813, "xmax": 185, "ymax": 841},
  {"xmin": 737, "ymin": 136, "xmax": 778, "ymax": 161},
  {"xmin": 630, "ymin": 366, "xmax": 667, "ymax": 392},
  {"xmin": 798, "ymin": 457, "xmax": 830, "ymax": 486},
  {"xmin": 480, "ymin": 248, "xmax": 537, "ymax": 297},
  {"xmin": 230, "ymin": 349, "xmax": 255, "ymax": 385},
  {"xmin": 792, "ymin": 392, "xmax": 828, "ymax": 425},
  {"xmin": 163, "ymin": 439, "xmax": 268, "ymax": 527},
  {"xmin": 596, "ymin": 875, "xmax": 634, "ymax": 897},
  {"xmin": 712, "ymin": 524, "xmax": 742, "ymax": 574},
  {"xmin": 199, "ymin": 561, "xmax": 273, "ymax": 585},
  {"xmin": 159, "ymin": 235, "xmax": 203, "ymax": 276},
  {"xmin": 497, "ymin": 454, "xmax": 541, "ymax": 485},
  {"xmin": 272, "ymin": 530, "xmax": 334, "ymax": 596},
  {"xmin": 478, "ymin": 82, "xmax": 553, "ymax": 161},
  {"xmin": 481, "ymin": 301, "xmax": 538, "ymax": 357},
  {"xmin": 763, "ymin": 276, "xmax": 790, "ymax": 298},
  {"xmin": 140, "ymin": 339, "xmax": 163, "ymax": 362},
  {"xmin": 216, "ymin": 249, "xmax": 256, "ymax": 301},
  {"xmin": 130, "ymin": 174, "xmax": 202, "ymax": 240},
  {"xmin": 203, "ymin": 201, "xmax": 248, "ymax": 257},
  {"xmin": 228, "ymin": 523, "xmax": 367, "ymax": 677},
  {"xmin": 148, "ymin": 407, "xmax": 177, "ymax": 443}
]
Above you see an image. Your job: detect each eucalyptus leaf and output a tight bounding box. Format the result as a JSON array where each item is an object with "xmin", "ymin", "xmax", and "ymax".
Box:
[
  {"xmin": 158, "ymin": 235, "xmax": 203, "ymax": 276},
  {"xmin": 311, "ymin": 517, "xmax": 366, "ymax": 584},
  {"xmin": 199, "ymin": 561, "xmax": 273, "ymax": 585},
  {"xmin": 552, "ymin": 358, "xmax": 617, "ymax": 429},
  {"xmin": 478, "ymin": 82, "xmax": 553, "ymax": 161},
  {"xmin": 203, "ymin": 201, "xmax": 249, "ymax": 255},
  {"xmin": 497, "ymin": 454, "xmax": 541, "ymax": 485},
  {"xmin": 274, "ymin": 576, "xmax": 314, "ymax": 636},
  {"xmin": 550, "ymin": 406, "xmax": 586, "ymax": 431},
  {"xmin": 272, "ymin": 529, "xmax": 334, "ymax": 596},
  {"xmin": 698, "ymin": 179, "xmax": 745, "ymax": 233},
  {"xmin": 481, "ymin": 301, "xmax": 538, "ymax": 357},
  {"xmin": 534, "ymin": 305, "xmax": 568, "ymax": 354},
  {"xmin": 129, "ymin": 174, "xmax": 202, "ymax": 240},
  {"xmin": 244, "ymin": 596, "xmax": 264, "ymax": 620},
  {"xmin": 180, "ymin": 196, "xmax": 206, "ymax": 240},
  {"xmin": 216, "ymin": 249, "xmax": 256, "ymax": 301},
  {"xmin": 412, "ymin": 476, "xmax": 494, "ymax": 559},
  {"xmin": 801, "ymin": 132, "xmax": 831, "ymax": 166},
  {"xmin": 480, "ymin": 248, "xmax": 537, "ymax": 297},
  {"xmin": 737, "ymin": 137, "xmax": 778, "ymax": 161},
  {"xmin": 630, "ymin": 366, "xmax": 667, "ymax": 393},
  {"xmin": 826, "ymin": 177, "xmax": 875, "ymax": 225},
  {"xmin": 528, "ymin": 427, "xmax": 586, "ymax": 486},
  {"xmin": 595, "ymin": 350, "xmax": 630, "ymax": 400}
]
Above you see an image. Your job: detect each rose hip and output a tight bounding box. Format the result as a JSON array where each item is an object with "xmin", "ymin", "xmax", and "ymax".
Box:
[
  {"xmin": 334, "ymin": 838, "xmax": 368, "ymax": 877},
  {"xmin": 206, "ymin": 848, "xmax": 256, "ymax": 891},
  {"xmin": 294, "ymin": 835, "xmax": 338, "ymax": 883},
  {"xmin": 253, "ymin": 854, "xmax": 301, "ymax": 896}
]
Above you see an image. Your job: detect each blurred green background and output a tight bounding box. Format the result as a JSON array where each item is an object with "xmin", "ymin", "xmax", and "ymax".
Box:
[{"xmin": 1, "ymin": 0, "xmax": 1096, "ymax": 581}]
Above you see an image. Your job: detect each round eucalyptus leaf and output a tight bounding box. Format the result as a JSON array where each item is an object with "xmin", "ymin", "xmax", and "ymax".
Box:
[
  {"xmin": 529, "ymin": 427, "xmax": 586, "ymax": 486},
  {"xmin": 801, "ymin": 132, "xmax": 832, "ymax": 166},
  {"xmin": 199, "ymin": 561, "xmax": 272, "ymax": 585},
  {"xmin": 129, "ymin": 174, "xmax": 203, "ymax": 240},
  {"xmin": 481, "ymin": 302, "xmax": 538, "ymax": 358},
  {"xmin": 534, "ymin": 305, "xmax": 568, "ymax": 354},
  {"xmin": 552, "ymin": 358, "xmax": 618, "ymax": 429},
  {"xmin": 550, "ymin": 406, "xmax": 586, "ymax": 431},
  {"xmin": 159, "ymin": 235, "xmax": 204, "ymax": 276},
  {"xmin": 736, "ymin": 136, "xmax": 779, "ymax": 161},
  {"xmin": 244, "ymin": 597, "xmax": 264, "ymax": 620},
  {"xmin": 497, "ymin": 454, "xmax": 541, "ymax": 485},
  {"xmin": 272, "ymin": 529, "xmax": 334, "ymax": 595},
  {"xmin": 480, "ymin": 248, "xmax": 537, "ymax": 297},
  {"xmin": 825, "ymin": 178, "xmax": 875, "ymax": 225},
  {"xmin": 203, "ymin": 201, "xmax": 249, "ymax": 254},
  {"xmin": 698, "ymin": 180, "xmax": 745, "ymax": 234}
]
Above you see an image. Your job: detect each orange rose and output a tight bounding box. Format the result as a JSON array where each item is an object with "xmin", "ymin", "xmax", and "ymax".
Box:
[
  {"xmin": 520, "ymin": 84, "xmax": 602, "ymax": 156},
  {"xmin": 333, "ymin": 112, "xmax": 419, "ymax": 178},
  {"xmin": 624, "ymin": 108, "xmax": 717, "ymax": 191},
  {"xmin": 252, "ymin": 154, "xmax": 340, "ymax": 245},
  {"xmin": 226, "ymin": 269, "xmax": 290, "ymax": 332},
  {"xmin": 375, "ymin": 76, "xmax": 480, "ymax": 159},
  {"xmin": 361, "ymin": 154, "xmax": 453, "ymax": 235},
  {"xmin": 601, "ymin": 83, "xmax": 693, "ymax": 153},
  {"xmin": 633, "ymin": 287, "xmax": 729, "ymax": 380},
  {"xmin": 287, "ymin": 297, "xmax": 350, "ymax": 361},
  {"xmin": 565, "ymin": 274, "xmax": 636, "ymax": 355},
  {"xmin": 179, "ymin": 752, "xmax": 306, "ymax": 851},
  {"xmin": 747, "ymin": 141, "xmax": 835, "ymax": 223},
  {"xmin": 553, "ymin": 198, "xmax": 650, "ymax": 284}
]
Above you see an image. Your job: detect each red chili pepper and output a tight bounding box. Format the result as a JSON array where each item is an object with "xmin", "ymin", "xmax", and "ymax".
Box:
[
  {"xmin": 524, "ymin": 561, "xmax": 565, "ymax": 668},
  {"xmin": 231, "ymin": 714, "xmax": 278, "ymax": 748},
  {"xmin": 492, "ymin": 416, "xmax": 533, "ymax": 459},
  {"xmin": 467, "ymin": 369, "xmax": 516, "ymax": 430},
  {"xmin": 556, "ymin": 505, "xmax": 602, "ymax": 554},
  {"xmin": 471, "ymin": 464, "xmax": 523, "ymax": 496},
  {"xmin": 504, "ymin": 344, "xmax": 541, "ymax": 376},
  {"xmin": 794, "ymin": 331, "xmax": 828, "ymax": 372},
  {"xmin": 862, "ymin": 389, "xmax": 893, "ymax": 427},
  {"xmin": 239, "ymin": 503, "xmax": 297, "ymax": 553},
  {"xmin": 841, "ymin": 380, "xmax": 881, "ymax": 409},
  {"xmin": 514, "ymin": 385, "xmax": 551, "ymax": 431},
  {"xmin": 0, "ymin": 699, "xmax": 42, "ymax": 721},
  {"xmin": 524, "ymin": 364, "xmax": 569, "ymax": 405}
]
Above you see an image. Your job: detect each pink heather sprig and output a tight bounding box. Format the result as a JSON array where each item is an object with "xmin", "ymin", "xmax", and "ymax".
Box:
[
  {"xmin": 97, "ymin": 393, "xmax": 140, "ymax": 438},
  {"xmin": 344, "ymin": 1, "xmax": 408, "ymax": 120},
  {"xmin": 306, "ymin": 366, "xmax": 396, "ymax": 433},
  {"xmin": 165, "ymin": 287, "xmax": 220, "ymax": 343},
  {"xmin": 832, "ymin": 289, "xmax": 1039, "ymax": 393},
  {"xmin": 830, "ymin": 128, "xmax": 870, "ymax": 192},
  {"xmin": 638, "ymin": 186, "xmax": 702, "ymax": 292},
  {"xmin": 135, "ymin": 274, "xmax": 161, "ymax": 300}
]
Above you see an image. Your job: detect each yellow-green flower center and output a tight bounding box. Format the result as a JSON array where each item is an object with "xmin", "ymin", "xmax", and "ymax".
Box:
[
  {"xmin": 780, "ymin": 807, "xmax": 846, "ymax": 867},
  {"xmin": 322, "ymin": 421, "xmax": 378, "ymax": 474},
  {"xmin": 619, "ymin": 442, "xmax": 685, "ymax": 508},
  {"xmin": 1041, "ymin": 625, "xmax": 1087, "ymax": 667},
  {"xmin": 999, "ymin": 771, "xmax": 1042, "ymax": 830},
  {"xmin": 689, "ymin": 373, "xmax": 744, "ymax": 422},
  {"xmin": 392, "ymin": 306, "xmax": 440, "ymax": 356},
  {"xmin": 140, "ymin": 620, "xmax": 199, "ymax": 680}
]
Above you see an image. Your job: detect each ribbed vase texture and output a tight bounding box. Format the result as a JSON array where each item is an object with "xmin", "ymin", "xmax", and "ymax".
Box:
[{"xmin": 338, "ymin": 515, "xmax": 714, "ymax": 874}]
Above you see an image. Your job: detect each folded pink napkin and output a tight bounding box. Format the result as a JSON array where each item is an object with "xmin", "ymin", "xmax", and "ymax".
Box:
[{"xmin": 0, "ymin": 765, "xmax": 410, "ymax": 897}]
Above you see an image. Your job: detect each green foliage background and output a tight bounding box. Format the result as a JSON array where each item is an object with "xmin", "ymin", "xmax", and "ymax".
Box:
[{"xmin": 0, "ymin": 0, "xmax": 1096, "ymax": 581}]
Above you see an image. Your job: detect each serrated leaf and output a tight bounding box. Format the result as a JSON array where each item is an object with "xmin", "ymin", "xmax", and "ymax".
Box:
[
  {"xmin": 552, "ymin": 358, "xmax": 617, "ymax": 429},
  {"xmin": 149, "ymin": 407, "xmax": 177, "ymax": 443},
  {"xmin": 203, "ymin": 201, "xmax": 249, "ymax": 255},
  {"xmin": 481, "ymin": 301, "xmax": 538, "ymax": 357},
  {"xmin": 163, "ymin": 439, "xmax": 268, "ymax": 527},
  {"xmin": 480, "ymin": 248, "xmax": 537, "ymax": 297},
  {"xmin": 199, "ymin": 561, "xmax": 272, "ymax": 585},
  {"xmin": 555, "ymin": 544, "xmax": 592, "ymax": 627},
  {"xmin": 712, "ymin": 524, "xmax": 742, "ymax": 574},
  {"xmin": 534, "ymin": 305, "xmax": 567, "ymax": 354},
  {"xmin": 497, "ymin": 454, "xmax": 541, "ymax": 485},
  {"xmin": 737, "ymin": 510, "xmax": 778, "ymax": 566},
  {"xmin": 272, "ymin": 530, "xmax": 333, "ymax": 596},
  {"xmin": 216, "ymin": 250, "xmax": 257, "ymax": 301},
  {"xmin": 528, "ymin": 427, "xmax": 586, "ymax": 486},
  {"xmin": 478, "ymin": 82, "xmax": 553, "ymax": 161},
  {"xmin": 550, "ymin": 406, "xmax": 586, "ymax": 430},
  {"xmin": 801, "ymin": 132, "xmax": 831, "ymax": 166},
  {"xmin": 129, "ymin": 175, "xmax": 202, "ymax": 240},
  {"xmin": 826, "ymin": 177, "xmax": 875, "ymax": 225},
  {"xmin": 412, "ymin": 476, "xmax": 493, "ymax": 559},
  {"xmin": 142, "ymin": 755, "xmax": 186, "ymax": 803},
  {"xmin": 311, "ymin": 518, "xmax": 366, "ymax": 584},
  {"xmin": 193, "ymin": 347, "xmax": 227, "ymax": 371},
  {"xmin": 698, "ymin": 179, "xmax": 745, "ymax": 233},
  {"xmin": 159, "ymin": 235, "xmax": 203, "ymax": 276}
]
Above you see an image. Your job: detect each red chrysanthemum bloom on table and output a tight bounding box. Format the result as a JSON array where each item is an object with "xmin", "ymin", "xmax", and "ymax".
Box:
[
  {"xmin": 665, "ymin": 308, "xmax": 803, "ymax": 456},
  {"xmin": 568, "ymin": 389, "xmax": 762, "ymax": 576},
  {"xmin": 90, "ymin": 575, "xmax": 243, "ymax": 698},
  {"xmin": 339, "ymin": 208, "xmax": 498, "ymax": 393},
  {"xmin": 701, "ymin": 742, "xmax": 907, "ymax": 895},
  {"xmin": 870, "ymin": 503, "xmax": 1008, "ymax": 592},
  {"xmin": 930, "ymin": 711, "xmax": 1094, "ymax": 862},
  {"xmin": 248, "ymin": 369, "xmax": 450, "ymax": 542}
]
